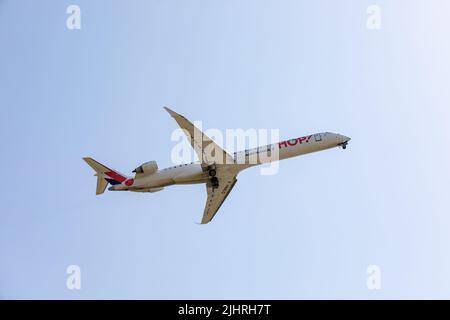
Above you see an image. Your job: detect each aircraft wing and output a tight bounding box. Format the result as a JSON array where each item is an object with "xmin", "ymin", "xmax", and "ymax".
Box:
[
  {"xmin": 201, "ymin": 173, "xmax": 238, "ymax": 224},
  {"xmin": 164, "ymin": 107, "xmax": 234, "ymax": 167}
]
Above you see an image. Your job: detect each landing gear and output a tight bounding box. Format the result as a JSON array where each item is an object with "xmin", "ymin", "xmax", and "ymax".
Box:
[
  {"xmin": 206, "ymin": 164, "xmax": 219, "ymax": 188},
  {"xmin": 342, "ymin": 144, "xmax": 347, "ymax": 150},
  {"xmin": 210, "ymin": 176, "xmax": 219, "ymax": 188},
  {"xmin": 209, "ymin": 169, "xmax": 216, "ymax": 177}
]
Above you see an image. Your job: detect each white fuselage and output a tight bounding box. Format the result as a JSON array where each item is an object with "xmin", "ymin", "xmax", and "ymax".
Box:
[{"xmin": 110, "ymin": 132, "xmax": 350, "ymax": 192}]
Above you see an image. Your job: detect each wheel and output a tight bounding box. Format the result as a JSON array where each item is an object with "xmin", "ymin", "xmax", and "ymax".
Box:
[
  {"xmin": 342, "ymin": 145, "xmax": 347, "ymax": 149},
  {"xmin": 209, "ymin": 169, "xmax": 216, "ymax": 177},
  {"xmin": 211, "ymin": 177, "xmax": 219, "ymax": 187}
]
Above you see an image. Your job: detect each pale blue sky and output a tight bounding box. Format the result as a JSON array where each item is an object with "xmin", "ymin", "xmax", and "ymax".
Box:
[{"xmin": 1, "ymin": 0, "xmax": 450, "ymax": 299}]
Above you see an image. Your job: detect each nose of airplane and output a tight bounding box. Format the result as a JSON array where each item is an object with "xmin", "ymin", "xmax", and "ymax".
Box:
[
  {"xmin": 336, "ymin": 134, "xmax": 351, "ymax": 149},
  {"xmin": 341, "ymin": 135, "xmax": 351, "ymax": 142}
]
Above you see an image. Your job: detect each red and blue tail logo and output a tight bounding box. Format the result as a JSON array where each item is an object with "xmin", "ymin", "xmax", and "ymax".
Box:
[{"xmin": 104, "ymin": 171, "xmax": 126, "ymax": 185}]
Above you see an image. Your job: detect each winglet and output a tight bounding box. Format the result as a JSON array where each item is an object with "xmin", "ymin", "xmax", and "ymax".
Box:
[{"xmin": 163, "ymin": 106, "xmax": 179, "ymax": 118}]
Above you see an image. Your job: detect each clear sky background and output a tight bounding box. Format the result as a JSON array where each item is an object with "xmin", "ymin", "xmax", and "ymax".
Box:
[{"xmin": 1, "ymin": 0, "xmax": 450, "ymax": 299}]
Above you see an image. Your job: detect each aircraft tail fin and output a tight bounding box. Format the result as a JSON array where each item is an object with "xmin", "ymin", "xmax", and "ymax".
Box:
[{"xmin": 83, "ymin": 157, "xmax": 128, "ymax": 195}]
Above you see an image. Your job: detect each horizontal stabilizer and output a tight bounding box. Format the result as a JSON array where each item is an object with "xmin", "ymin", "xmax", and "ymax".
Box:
[{"xmin": 95, "ymin": 174, "xmax": 108, "ymax": 195}]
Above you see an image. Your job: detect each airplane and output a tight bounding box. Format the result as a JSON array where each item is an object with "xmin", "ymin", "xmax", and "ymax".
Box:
[{"xmin": 83, "ymin": 107, "xmax": 350, "ymax": 224}]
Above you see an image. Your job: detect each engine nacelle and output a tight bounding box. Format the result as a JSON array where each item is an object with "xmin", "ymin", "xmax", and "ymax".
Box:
[{"xmin": 133, "ymin": 160, "xmax": 158, "ymax": 176}]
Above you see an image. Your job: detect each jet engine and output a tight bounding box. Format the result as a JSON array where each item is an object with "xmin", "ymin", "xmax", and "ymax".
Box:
[{"xmin": 133, "ymin": 160, "xmax": 158, "ymax": 176}]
